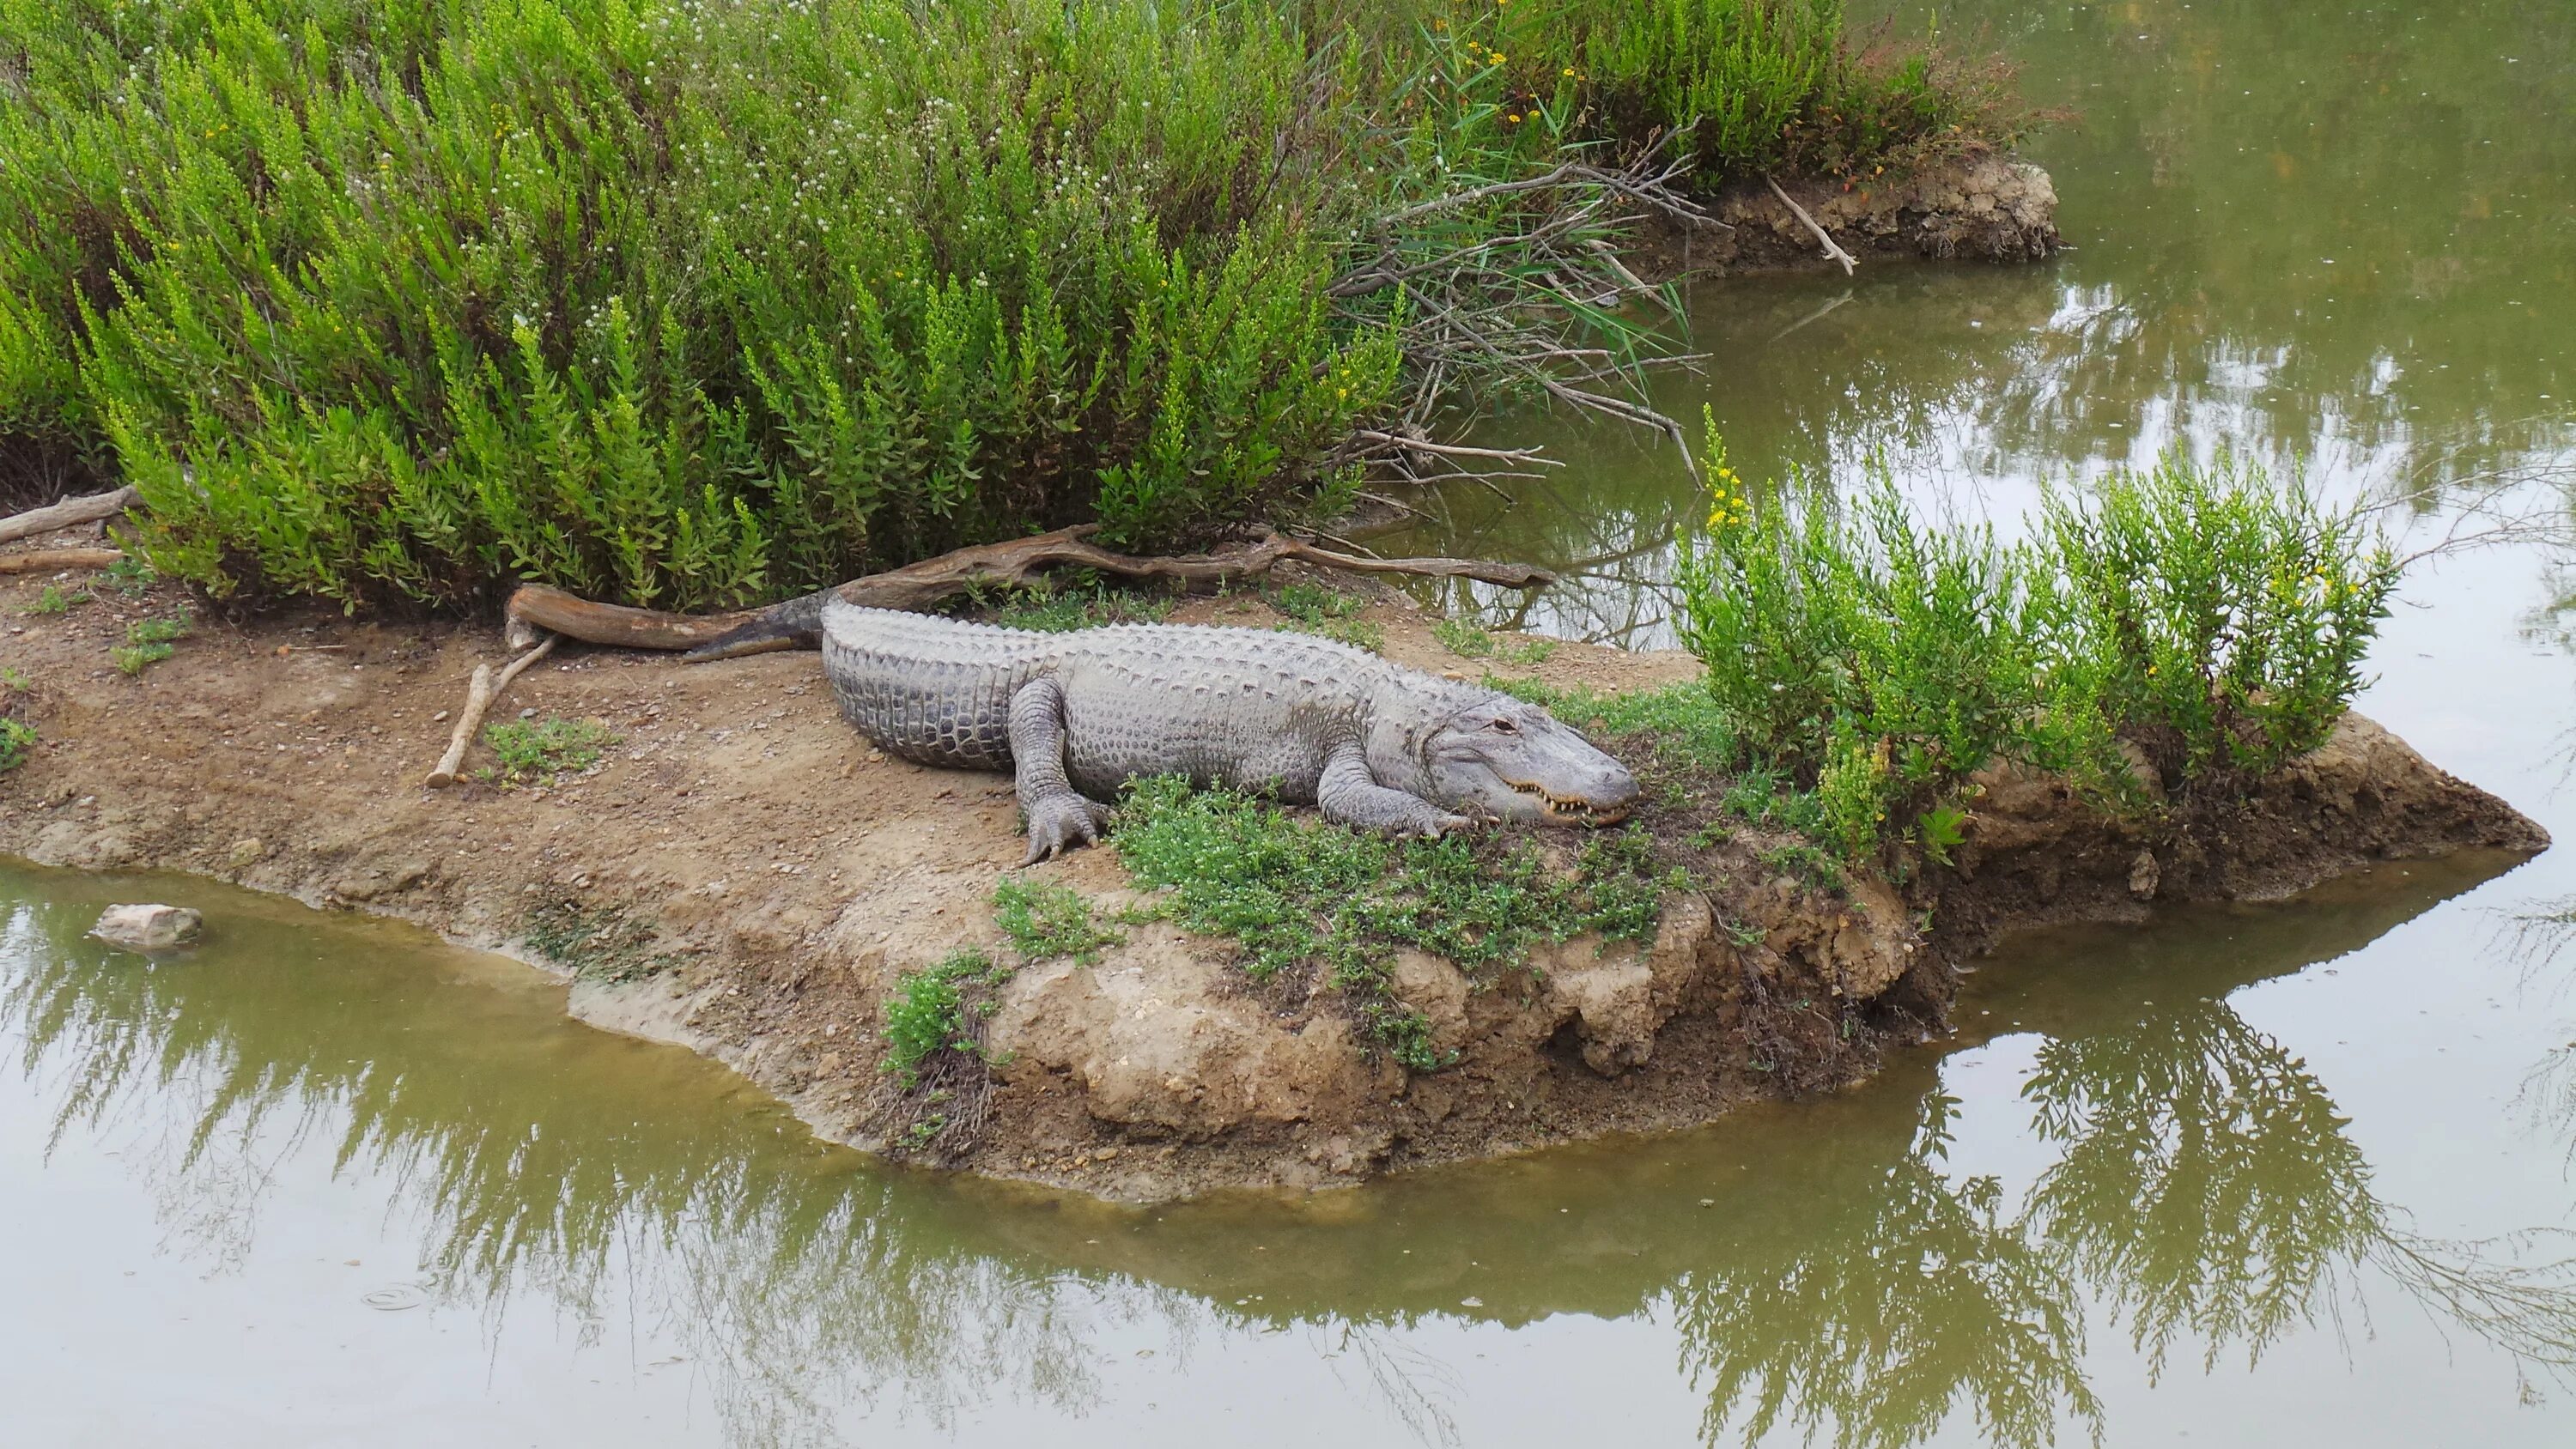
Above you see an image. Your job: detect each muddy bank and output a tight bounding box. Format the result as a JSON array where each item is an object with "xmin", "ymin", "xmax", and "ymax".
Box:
[
  {"xmin": 1639, "ymin": 151, "xmax": 2063, "ymax": 277},
  {"xmin": 0, "ymin": 560, "xmax": 2539, "ymax": 1202}
]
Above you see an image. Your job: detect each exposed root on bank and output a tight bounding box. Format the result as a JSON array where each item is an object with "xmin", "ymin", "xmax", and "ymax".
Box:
[{"xmin": 504, "ymin": 525, "xmax": 1557, "ymax": 653}]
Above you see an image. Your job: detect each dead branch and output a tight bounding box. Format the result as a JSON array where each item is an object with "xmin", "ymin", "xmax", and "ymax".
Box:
[
  {"xmin": 0, "ymin": 548, "xmax": 123, "ymax": 573},
  {"xmin": 1349, "ymin": 429, "xmax": 1561, "ymax": 469},
  {"xmin": 424, "ymin": 633, "xmax": 558, "ymax": 788},
  {"xmin": 0, "ymin": 487, "xmax": 138, "ymax": 546},
  {"xmin": 1765, "ymin": 177, "xmax": 1858, "ymax": 276},
  {"xmin": 506, "ymin": 527, "xmax": 1556, "ymax": 652}
]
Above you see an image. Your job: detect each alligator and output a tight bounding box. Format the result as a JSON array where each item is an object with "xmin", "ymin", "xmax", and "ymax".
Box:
[{"xmin": 693, "ymin": 596, "xmax": 1641, "ymax": 864}]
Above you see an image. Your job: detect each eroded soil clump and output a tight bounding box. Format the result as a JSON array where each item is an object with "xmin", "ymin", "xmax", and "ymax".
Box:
[{"xmin": 0, "ymin": 561, "xmax": 2540, "ymax": 1202}]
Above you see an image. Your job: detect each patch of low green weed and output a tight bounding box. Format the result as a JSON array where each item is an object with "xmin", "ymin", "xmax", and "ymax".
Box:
[
  {"xmin": 993, "ymin": 877, "xmax": 1122, "ymax": 965},
  {"xmin": 100, "ymin": 555, "xmax": 156, "ymax": 597},
  {"xmin": 1434, "ymin": 617, "xmax": 1497, "ymax": 658},
  {"xmin": 975, "ymin": 574, "xmax": 1175, "ymax": 634},
  {"xmin": 483, "ymin": 717, "xmax": 617, "ymax": 785},
  {"xmin": 0, "ymin": 718, "xmax": 34, "ymax": 772},
  {"xmin": 884, "ymin": 948, "xmax": 1012, "ymax": 1088},
  {"xmin": 1438, "ymin": 617, "xmax": 1559, "ymax": 666},
  {"xmin": 0, "ymin": 666, "xmax": 28, "ymax": 691},
  {"xmin": 523, "ymin": 902, "xmax": 672, "ymax": 984},
  {"xmin": 1759, "ymin": 841, "xmax": 1848, "ymax": 894},
  {"xmin": 23, "ymin": 585, "xmax": 88, "ymax": 615},
  {"xmin": 1267, "ymin": 583, "xmax": 1384, "ymax": 654},
  {"xmin": 109, "ymin": 611, "xmax": 191, "ymax": 676},
  {"xmin": 1112, "ymin": 775, "xmax": 1689, "ymax": 1070}
]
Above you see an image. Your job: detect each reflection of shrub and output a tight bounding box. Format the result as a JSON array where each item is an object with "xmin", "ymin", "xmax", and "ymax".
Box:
[{"xmin": 1674, "ymin": 415, "xmax": 2397, "ymax": 862}]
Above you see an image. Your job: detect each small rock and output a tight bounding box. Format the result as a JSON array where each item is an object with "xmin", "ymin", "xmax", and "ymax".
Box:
[
  {"xmin": 432, "ymin": 709, "xmax": 450, "ymax": 722},
  {"xmin": 226, "ymin": 838, "xmax": 264, "ymax": 869},
  {"xmin": 92, "ymin": 904, "xmax": 203, "ymax": 952},
  {"xmin": 2127, "ymin": 849, "xmax": 2161, "ymax": 900}
]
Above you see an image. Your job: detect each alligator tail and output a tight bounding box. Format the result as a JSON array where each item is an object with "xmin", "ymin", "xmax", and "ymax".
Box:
[{"xmin": 681, "ymin": 587, "xmax": 835, "ymax": 662}]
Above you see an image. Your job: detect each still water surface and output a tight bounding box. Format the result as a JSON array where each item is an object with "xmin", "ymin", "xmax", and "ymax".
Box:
[{"xmin": 10, "ymin": 1, "xmax": 2576, "ymax": 1444}]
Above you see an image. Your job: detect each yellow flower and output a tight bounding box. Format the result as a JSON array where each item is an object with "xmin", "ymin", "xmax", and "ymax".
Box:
[
  {"xmin": 1563, "ymin": 67, "xmax": 1577, "ymax": 77},
  {"xmin": 1505, "ymin": 112, "xmax": 1520, "ymax": 123},
  {"xmin": 1490, "ymin": 52, "xmax": 1508, "ymax": 64}
]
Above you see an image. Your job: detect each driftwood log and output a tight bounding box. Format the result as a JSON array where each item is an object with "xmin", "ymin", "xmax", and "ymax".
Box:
[
  {"xmin": 505, "ymin": 525, "xmax": 1555, "ymax": 653},
  {"xmin": 0, "ymin": 487, "xmax": 138, "ymax": 546},
  {"xmin": 0, "ymin": 548, "xmax": 124, "ymax": 574}
]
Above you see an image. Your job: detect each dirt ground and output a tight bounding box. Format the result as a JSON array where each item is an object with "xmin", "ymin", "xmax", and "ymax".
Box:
[{"xmin": 0, "ymin": 506, "xmax": 2546, "ymax": 1201}]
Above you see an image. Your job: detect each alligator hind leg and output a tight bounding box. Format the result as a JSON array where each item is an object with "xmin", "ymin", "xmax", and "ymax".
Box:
[
  {"xmin": 1009, "ymin": 678, "xmax": 1112, "ymax": 864},
  {"xmin": 1318, "ymin": 743, "xmax": 1477, "ymax": 840}
]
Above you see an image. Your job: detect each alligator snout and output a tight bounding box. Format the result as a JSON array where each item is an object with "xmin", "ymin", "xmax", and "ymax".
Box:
[{"xmin": 1507, "ymin": 761, "xmax": 1640, "ymax": 826}]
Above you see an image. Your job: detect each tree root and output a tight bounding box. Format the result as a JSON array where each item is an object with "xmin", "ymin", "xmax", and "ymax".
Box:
[{"xmin": 504, "ymin": 524, "xmax": 1555, "ymax": 653}]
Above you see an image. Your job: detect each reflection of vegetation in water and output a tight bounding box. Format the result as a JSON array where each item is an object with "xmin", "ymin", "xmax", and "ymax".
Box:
[
  {"xmin": 2020, "ymin": 1003, "xmax": 2379, "ymax": 1377},
  {"xmin": 1665, "ymin": 981, "xmax": 2576, "ymax": 1449},
  {"xmin": 1674, "ymin": 1094, "xmax": 2104, "ymax": 1449},
  {"xmin": 0, "ymin": 900, "xmax": 1153, "ymax": 1447},
  {"xmin": 14, "ymin": 872, "xmax": 2576, "ymax": 1448}
]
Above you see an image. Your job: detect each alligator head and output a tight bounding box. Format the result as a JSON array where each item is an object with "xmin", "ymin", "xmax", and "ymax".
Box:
[{"xmin": 1419, "ymin": 690, "xmax": 1640, "ymax": 827}]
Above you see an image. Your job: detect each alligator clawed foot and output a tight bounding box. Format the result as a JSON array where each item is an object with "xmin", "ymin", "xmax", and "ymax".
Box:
[
  {"xmin": 1021, "ymin": 793, "xmax": 1112, "ymax": 865},
  {"xmin": 1403, "ymin": 812, "xmax": 1482, "ymax": 841}
]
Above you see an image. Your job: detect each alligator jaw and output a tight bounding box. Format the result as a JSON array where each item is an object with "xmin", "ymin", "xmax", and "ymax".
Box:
[{"xmin": 1509, "ymin": 779, "xmax": 1630, "ymax": 826}]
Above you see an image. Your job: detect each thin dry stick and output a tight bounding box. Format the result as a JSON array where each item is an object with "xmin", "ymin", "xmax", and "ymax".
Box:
[
  {"xmin": 0, "ymin": 548, "xmax": 123, "ymax": 573},
  {"xmin": 1765, "ymin": 177, "xmax": 1857, "ymax": 276},
  {"xmin": 0, "ymin": 487, "xmax": 138, "ymax": 545},
  {"xmin": 424, "ymin": 633, "xmax": 558, "ymax": 788}
]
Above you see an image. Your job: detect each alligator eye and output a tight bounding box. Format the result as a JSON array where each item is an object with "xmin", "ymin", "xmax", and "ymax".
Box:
[{"xmin": 1489, "ymin": 718, "xmax": 1518, "ymax": 733}]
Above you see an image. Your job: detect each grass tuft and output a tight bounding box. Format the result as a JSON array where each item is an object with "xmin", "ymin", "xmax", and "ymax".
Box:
[
  {"xmin": 1267, "ymin": 583, "xmax": 1384, "ymax": 653},
  {"xmin": 523, "ymin": 902, "xmax": 673, "ymax": 984}
]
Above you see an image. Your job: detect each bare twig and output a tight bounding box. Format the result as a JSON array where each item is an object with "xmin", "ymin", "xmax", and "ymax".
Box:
[
  {"xmin": 425, "ymin": 633, "xmax": 558, "ymax": 787},
  {"xmin": 1765, "ymin": 177, "xmax": 1857, "ymax": 276}
]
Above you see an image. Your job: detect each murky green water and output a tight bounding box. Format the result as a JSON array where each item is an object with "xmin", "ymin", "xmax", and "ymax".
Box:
[{"xmin": 10, "ymin": 2, "xmax": 2576, "ymax": 1444}]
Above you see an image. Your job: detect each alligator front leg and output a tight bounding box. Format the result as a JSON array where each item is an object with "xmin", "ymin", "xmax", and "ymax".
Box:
[
  {"xmin": 1318, "ymin": 743, "xmax": 1477, "ymax": 840},
  {"xmin": 1008, "ymin": 678, "xmax": 1113, "ymax": 864}
]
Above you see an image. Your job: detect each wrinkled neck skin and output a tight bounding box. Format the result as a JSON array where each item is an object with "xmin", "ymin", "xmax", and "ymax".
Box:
[{"xmin": 1360, "ymin": 680, "xmax": 1480, "ymax": 803}]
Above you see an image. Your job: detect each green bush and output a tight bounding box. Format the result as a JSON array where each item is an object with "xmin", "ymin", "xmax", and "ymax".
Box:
[
  {"xmin": 1485, "ymin": 0, "xmax": 2032, "ymax": 184},
  {"xmin": 2035, "ymin": 454, "xmax": 2398, "ymax": 786},
  {"xmin": 1674, "ymin": 420, "xmax": 2397, "ymax": 863},
  {"xmin": 3, "ymin": 0, "xmax": 1398, "ymax": 609},
  {"xmin": 0, "ymin": 0, "xmax": 2026, "ymax": 614}
]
